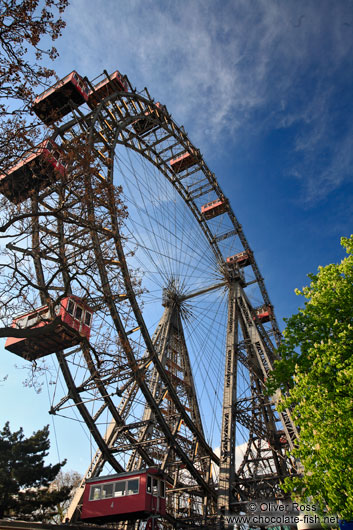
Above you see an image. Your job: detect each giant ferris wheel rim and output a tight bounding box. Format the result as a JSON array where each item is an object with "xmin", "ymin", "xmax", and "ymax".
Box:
[
  {"xmin": 1, "ymin": 70, "xmax": 295, "ymax": 523},
  {"xmin": 30, "ymin": 81, "xmax": 283, "ymax": 477},
  {"xmin": 53, "ymin": 88, "xmax": 281, "ymax": 340}
]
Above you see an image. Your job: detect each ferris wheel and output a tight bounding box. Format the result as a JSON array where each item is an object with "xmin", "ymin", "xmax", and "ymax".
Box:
[{"xmin": 0, "ymin": 70, "xmax": 299, "ymax": 528}]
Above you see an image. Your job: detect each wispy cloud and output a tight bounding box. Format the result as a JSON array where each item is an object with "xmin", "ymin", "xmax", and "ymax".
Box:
[{"xmin": 59, "ymin": 0, "xmax": 353, "ymax": 203}]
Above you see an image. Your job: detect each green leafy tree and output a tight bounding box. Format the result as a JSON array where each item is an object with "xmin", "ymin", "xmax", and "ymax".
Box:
[
  {"xmin": 0, "ymin": 422, "xmax": 71, "ymax": 520},
  {"xmin": 267, "ymin": 235, "xmax": 353, "ymax": 518}
]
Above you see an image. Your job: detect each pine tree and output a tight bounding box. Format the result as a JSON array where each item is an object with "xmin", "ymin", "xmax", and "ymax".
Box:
[{"xmin": 0, "ymin": 422, "xmax": 71, "ymax": 521}]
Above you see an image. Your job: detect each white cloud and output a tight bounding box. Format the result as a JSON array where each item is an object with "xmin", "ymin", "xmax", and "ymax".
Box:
[{"xmin": 58, "ymin": 0, "xmax": 353, "ymax": 201}]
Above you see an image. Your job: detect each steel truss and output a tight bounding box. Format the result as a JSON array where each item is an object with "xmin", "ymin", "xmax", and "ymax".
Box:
[{"xmin": 1, "ymin": 71, "xmax": 300, "ymax": 528}]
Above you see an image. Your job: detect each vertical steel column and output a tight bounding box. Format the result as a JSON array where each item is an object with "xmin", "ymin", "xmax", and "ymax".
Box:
[{"xmin": 218, "ymin": 280, "xmax": 239, "ymax": 514}]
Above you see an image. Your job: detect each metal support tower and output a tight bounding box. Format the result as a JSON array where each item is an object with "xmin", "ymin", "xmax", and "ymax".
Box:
[
  {"xmin": 218, "ymin": 268, "xmax": 298, "ymax": 517},
  {"xmin": 127, "ymin": 281, "xmax": 215, "ymax": 523}
]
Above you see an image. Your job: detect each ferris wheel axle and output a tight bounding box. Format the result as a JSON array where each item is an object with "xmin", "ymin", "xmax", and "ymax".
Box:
[{"xmin": 179, "ymin": 281, "xmax": 227, "ymax": 302}]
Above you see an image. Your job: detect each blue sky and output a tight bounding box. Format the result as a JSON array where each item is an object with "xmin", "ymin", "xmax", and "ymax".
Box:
[{"xmin": 1, "ymin": 0, "xmax": 353, "ymax": 474}]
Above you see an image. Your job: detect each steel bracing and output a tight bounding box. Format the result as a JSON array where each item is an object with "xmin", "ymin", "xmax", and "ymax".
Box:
[
  {"xmin": 1, "ymin": 70, "xmax": 300, "ymax": 528},
  {"xmin": 218, "ymin": 273, "xmax": 297, "ymax": 517}
]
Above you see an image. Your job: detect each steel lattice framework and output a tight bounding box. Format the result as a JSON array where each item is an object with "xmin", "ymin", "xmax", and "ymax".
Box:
[{"xmin": 1, "ymin": 71, "xmax": 299, "ymax": 528}]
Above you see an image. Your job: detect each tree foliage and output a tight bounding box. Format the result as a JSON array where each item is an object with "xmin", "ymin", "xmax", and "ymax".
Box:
[
  {"xmin": 267, "ymin": 235, "xmax": 353, "ymax": 518},
  {"xmin": 0, "ymin": 0, "xmax": 70, "ymax": 384},
  {"xmin": 0, "ymin": 0, "xmax": 68, "ymax": 105},
  {"xmin": 0, "ymin": 0, "xmax": 68, "ymax": 171},
  {"xmin": 50, "ymin": 470, "xmax": 82, "ymax": 523},
  {"xmin": 0, "ymin": 1, "xmax": 136, "ymax": 407},
  {"xmin": 0, "ymin": 421, "xmax": 71, "ymax": 520}
]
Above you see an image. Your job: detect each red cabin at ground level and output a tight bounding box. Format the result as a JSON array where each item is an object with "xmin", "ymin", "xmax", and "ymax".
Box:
[
  {"xmin": 0, "ymin": 139, "xmax": 66, "ymax": 204},
  {"xmin": 88, "ymin": 70, "xmax": 128, "ymax": 109},
  {"xmin": 170, "ymin": 151, "xmax": 198, "ymax": 173},
  {"xmin": 201, "ymin": 198, "xmax": 228, "ymax": 220},
  {"xmin": 33, "ymin": 71, "xmax": 89, "ymax": 125},
  {"xmin": 81, "ymin": 469, "xmax": 166, "ymax": 524},
  {"xmin": 4, "ymin": 296, "xmax": 93, "ymax": 361},
  {"xmin": 226, "ymin": 250, "xmax": 252, "ymax": 268},
  {"xmin": 254, "ymin": 305, "xmax": 273, "ymax": 323},
  {"xmin": 132, "ymin": 102, "xmax": 166, "ymax": 135}
]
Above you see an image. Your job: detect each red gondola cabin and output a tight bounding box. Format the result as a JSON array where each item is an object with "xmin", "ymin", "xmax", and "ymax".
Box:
[
  {"xmin": 170, "ymin": 150, "xmax": 198, "ymax": 173},
  {"xmin": 201, "ymin": 198, "xmax": 228, "ymax": 220},
  {"xmin": 33, "ymin": 71, "xmax": 89, "ymax": 125},
  {"xmin": 132, "ymin": 102, "xmax": 166, "ymax": 135},
  {"xmin": 226, "ymin": 250, "xmax": 252, "ymax": 268},
  {"xmin": 88, "ymin": 70, "xmax": 128, "ymax": 109},
  {"xmin": 254, "ymin": 305, "xmax": 273, "ymax": 324},
  {"xmin": 277, "ymin": 430, "xmax": 289, "ymax": 445},
  {"xmin": 0, "ymin": 139, "xmax": 66, "ymax": 204},
  {"xmin": 81, "ymin": 469, "xmax": 166, "ymax": 524},
  {"xmin": 4, "ymin": 296, "xmax": 93, "ymax": 361}
]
